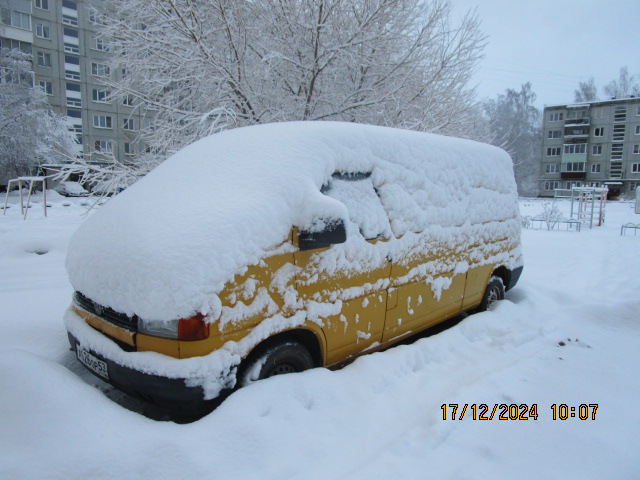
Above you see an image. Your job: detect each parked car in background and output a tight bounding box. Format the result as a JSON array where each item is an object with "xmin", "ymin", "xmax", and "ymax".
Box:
[
  {"xmin": 54, "ymin": 181, "xmax": 89, "ymax": 197},
  {"xmin": 90, "ymin": 180, "xmax": 127, "ymax": 197}
]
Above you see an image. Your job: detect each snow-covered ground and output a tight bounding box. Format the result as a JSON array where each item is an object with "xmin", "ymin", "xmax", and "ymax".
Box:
[{"xmin": 1, "ymin": 192, "xmax": 639, "ymax": 479}]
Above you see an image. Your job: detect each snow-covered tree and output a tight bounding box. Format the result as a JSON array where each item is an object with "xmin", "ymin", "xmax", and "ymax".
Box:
[
  {"xmin": 603, "ymin": 66, "xmax": 640, "ymax": 99},
  {"xmin": 483, "ymin": 83, "xmax": 541, "ymax": 196},
  {"xmin": 93, "ymin": 0, "xmax": 486, "ymax": 155},
  {"xmin": 0, "ymin": 48, "xmax": 80, "ymax": 179},
  {"xmin": 574, "ymin": 77, "xmax": 598, "ymax": 103}
]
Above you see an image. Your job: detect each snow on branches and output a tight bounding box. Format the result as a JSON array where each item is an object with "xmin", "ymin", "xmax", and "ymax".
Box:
[
  {"xmin": 92, "ymin": 0, "xmax": 486, "ymax": 155},
  {"xmin": 0, "ymin": 48, "xmax": 79, "ymax": 178}
]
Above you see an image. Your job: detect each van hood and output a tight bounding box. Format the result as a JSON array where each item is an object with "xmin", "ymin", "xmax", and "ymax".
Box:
[{"xmin": 66, "ymin": 122, "xmax": 518, "ymax": 322}]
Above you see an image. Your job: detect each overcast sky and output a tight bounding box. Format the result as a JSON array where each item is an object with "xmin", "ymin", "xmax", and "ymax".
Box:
[{"xmin": 451, "ymin": 0, "xmax": 640, "ymax": 108}]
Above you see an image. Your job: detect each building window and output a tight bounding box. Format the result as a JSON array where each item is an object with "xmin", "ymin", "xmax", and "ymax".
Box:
[
  {"xmin": 614, "ymin": 106, "xmax": 627, "ymax": 122},
  {"xmin": 93, "ymin": 115, "xmax": 112, "ymax": 129},
  {"xmin": 547, "ymin": 147, "xmax": 561, "ymax": 156},
  {"xmin": 64, "ymin": 54, "xmax": 80, "ymax": 66},
  {"xmin": 566, "ymin": 181, "xmax": 582, "ymax": 189},
  {"xmin": 35, "ymin": 0, "xmax": 49, "ymax": 10},
  {"xmin": 636, "ymin": 126, "xmax": 640, "ymax": 135},
  {"xmin": 66, "ymin": 97, "xmax": 81, "ymax": 107},
  {"xmin": 562, "ymin": 162, "xmax": 585, "ymax": 172},
  {"xmin": 94, "ymin": 140, "xmax": 113, "ymax": 153},
  {"xmin": 0, "ymin": 38, "xmax": 31, "ymax": 54},
  {"xmin": 123, "ymin": 95, "xmax": 134, "ymax": 106},
  {"xmin": 62, "ymin": 15, "xmax": 78, "ymax": 27},
  {"xmin": 594, "ymin": 127, "xmax": 604, "ymax": 137},
  {"xmin": 545, "ymin": 164, "xmax": 558, "ymax": 173},
  {"xmin": 1, "ymin": 9, "xmax": 32, "ymax": 30},
  {"xmin": 633, "ymin": 164, "xmax": 640, "ymax": 173},
  {"xmin": 91, "ymin": 62, "xmax": 110, "ymax": 77},
  {"xmin": 563, "ymin": 144, "xmax": 587, "ymax": 155},
  {"xmin": 65, "ymin": 70, "xmax": 80, "ymax": 81},
  {"xmin": 36, "ymin": 23, "xmax": 51, "ymax": 39},
  {"xmin": 39, "ymin": 80, "xmax": 53, "ymax": 95},
  {"xmin": 634, "ymin": 145, "xmax": 640, "ymax": 154},
  {"xmin": 63, "ymin": 27, "xmax": 79, "ymax": 39},
  {"xmin": 92, "ymin": 89, "xmax": 111, "ymax": 103},
  {"xmin": 63, "ymin": 0, "xmax": 78, "ymax": 9},
  {"xmin": 64, "ymin": 43, "xmax": 80, "ymax": 55},
  {"xmin": 37, "ymin": 52, "xmax": 52, "ymax": 68},
  {"xmin": 567, "ymin": 109, "xmax": 587, "ymax": 120},
  {"xmin": 123, "ymin": 118, "xmax": 135, "ymax": 130},
  {"xmin": 592, "ymin": 145, "xmax": 602, "ymax": 155},
  {"xmin": 124, "ymin": 143, "xmax": 135, "ymax": 155},
  {"xmin": 611, "ymin": 143, "xmax": 623, "ymax": 160},
  {"xmin": 591, "ymin": 164, "xmax": 601, "ymax": 173},
  {"xmin": 65, "ymin": 82, "xmax": 80, "ymax": 92},
  {"xmin": 66, "ymin": 109, "xmax": 82, "ymax": 119},
  {"xmin": 93, "ymin": 37, "xmax": 109, "ymax": 51},
  {"xmin": 613, "ymin": 124, "xmax": 625, "ymax": 141},
  {"xmin": 548, "ymin": 130, "xmax": 561, "ymax": 139},
  {"xmin": 549, "ymin": 112, "xmax": 564, "ymax": 122},
  {"xmin": 545, "ymin": 181, "xmax": 559, "ymax": 191}
]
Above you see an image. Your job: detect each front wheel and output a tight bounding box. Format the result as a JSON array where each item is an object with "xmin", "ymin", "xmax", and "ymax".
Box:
[
  {"xmin": 477, "ymin": 275, "xmax": 504, "ymax": 312},
  {"xmin": 239, "ymin": 340, "xmax": 314, "ymax": 387}
]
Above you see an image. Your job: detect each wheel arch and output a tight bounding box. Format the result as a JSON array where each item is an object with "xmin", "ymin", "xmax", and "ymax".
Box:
[
  {"xmin": 242, "ymin": 326, "xmax": 325, "ymax": 369},
  {"xmin": 491, "ymin": 265, "xmax": 523, "ymax": 292},
  {"xmin": 491, "ymin": 266, "xmax": 509, "ymax": 290}
]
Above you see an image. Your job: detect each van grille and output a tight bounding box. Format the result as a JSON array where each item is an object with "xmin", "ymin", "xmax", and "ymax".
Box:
[{"xmin": 74, "ymin": 291, "xmax": 139, "ymax": 332}]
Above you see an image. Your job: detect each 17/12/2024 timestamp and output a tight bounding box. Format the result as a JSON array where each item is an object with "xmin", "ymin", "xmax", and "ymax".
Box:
[{"xmin": 441, "ymin": 404, "xmax": 599, "ymax": 420}]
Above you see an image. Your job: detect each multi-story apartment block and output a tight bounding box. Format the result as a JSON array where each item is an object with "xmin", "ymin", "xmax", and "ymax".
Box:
[
  {"xmin": 540, "ymin": 97, "xmax": 640, "ymax": 198},
  {"xmin": 1, "ymin": 0, "xmax": 146, "ymax": 177}
]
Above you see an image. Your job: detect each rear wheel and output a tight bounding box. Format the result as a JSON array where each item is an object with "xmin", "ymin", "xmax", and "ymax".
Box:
[
  {"xmin": 477, "ymin": 275, "xmax": 504, "ymax": 312},
  {"xmin": 239, "ymin": 340, "xmax": 314, "ymax": 387}
]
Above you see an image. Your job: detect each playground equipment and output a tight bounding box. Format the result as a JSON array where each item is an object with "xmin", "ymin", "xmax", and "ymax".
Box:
[
  {"xmin": 2, "ymin": 177, "xmax": 48, "ymax": 219},
  {"xmin": 554, "ymin": 186, "xmax": 607, "ymax": 229}
]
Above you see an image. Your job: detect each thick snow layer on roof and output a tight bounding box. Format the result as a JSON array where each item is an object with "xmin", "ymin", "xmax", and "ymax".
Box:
[{"xmin": 66, "ymin": 121, "xmax": 518, "ymax": 322}]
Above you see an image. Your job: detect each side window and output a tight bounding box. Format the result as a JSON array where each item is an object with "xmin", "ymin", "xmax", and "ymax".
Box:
[{"xmin": 322, "ymin": 173, "xmax": 391, "ymax": 240}]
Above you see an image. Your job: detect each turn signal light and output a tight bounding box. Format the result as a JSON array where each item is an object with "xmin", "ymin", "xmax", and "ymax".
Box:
[{"xmin": 177, "ymin": 314, "xmax": 210, "ymax": 341}]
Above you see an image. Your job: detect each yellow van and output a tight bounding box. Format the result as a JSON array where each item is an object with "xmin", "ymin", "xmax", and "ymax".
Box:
[{"xmin": 64, "ymin": 122, "xmax": 523, "ymax": 411}]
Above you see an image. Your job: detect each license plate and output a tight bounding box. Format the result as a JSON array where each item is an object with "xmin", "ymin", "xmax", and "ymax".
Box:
[{"xmin": 76, "ymin": 344, "xmax": 109, "ymax": 380}]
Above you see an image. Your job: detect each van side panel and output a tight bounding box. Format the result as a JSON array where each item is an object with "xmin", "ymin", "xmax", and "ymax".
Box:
[
  {"xmin": 382, "ymin": 273, "xmax": 466, "ymax": 343},
  {"xmin": 461, "ymin": 264, "xmax": 494, "ymax": 311},
  {"xmin": 215, "ymin": 250, "xmax": 297, "ymax": 345},
  {"xmin": 293, "ymin": 246, "xmax": 391, "ymax": 361},
  {"xmin": 323, "ymin": 292, "xmax": 387, "ymax": 365}
]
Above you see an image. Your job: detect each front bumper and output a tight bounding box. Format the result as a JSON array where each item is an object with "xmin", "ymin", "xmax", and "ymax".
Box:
[
  {"xmin": 68, "ymin": 333, "xmax": 213, "ymax": 412},
  {"xmin": 64, "ymin": 308, "xmax": 239, "ymax": 413}
]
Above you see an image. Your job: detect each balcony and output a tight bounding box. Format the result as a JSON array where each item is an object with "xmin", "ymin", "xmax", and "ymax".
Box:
[
  {"xmin": 565, "ymin": 117, "xmax": 590, "ymax": 126},
  {"xmin": 561, "ymin": 172, "xmax": 586, "ymax": 180},
  {"xmin": 564, "ymin": 127, "xmax": 589, "ymax": 139}
]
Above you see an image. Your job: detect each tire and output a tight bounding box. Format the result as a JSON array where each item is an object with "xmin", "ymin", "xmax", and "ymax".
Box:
[
  {"xmin": 239, "ymin": 340, "xmax": 314, "ymax": 387},
  {"xmin": 477, "ymin": 275, "xmax": 504, "ymax": 312}
]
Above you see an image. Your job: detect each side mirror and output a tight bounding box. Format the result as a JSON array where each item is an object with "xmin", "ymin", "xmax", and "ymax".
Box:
[{"xmin": 298, "ymin": 219, "xmax": 347, "ymax": 251}]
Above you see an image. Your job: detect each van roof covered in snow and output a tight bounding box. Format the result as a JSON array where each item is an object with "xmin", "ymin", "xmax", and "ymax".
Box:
[{"xmin": 66, "ymin": 121, "xmax": 518, "ymax": 321}]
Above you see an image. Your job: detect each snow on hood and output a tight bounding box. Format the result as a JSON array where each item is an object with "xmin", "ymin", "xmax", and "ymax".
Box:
[{"xmin": 66, "ymin": 122, "xmax": 517, "ymax": 322}]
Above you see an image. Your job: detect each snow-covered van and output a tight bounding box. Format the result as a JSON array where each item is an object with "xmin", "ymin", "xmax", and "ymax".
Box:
[{"xmin": 64, "ymin": 122, "xmax": 523, "ymax": 411}]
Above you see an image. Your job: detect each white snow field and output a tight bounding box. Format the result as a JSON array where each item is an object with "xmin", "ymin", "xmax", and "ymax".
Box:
[{"xmin": 1, "ymin": 191, "xmax": 639, "ymax": 480}]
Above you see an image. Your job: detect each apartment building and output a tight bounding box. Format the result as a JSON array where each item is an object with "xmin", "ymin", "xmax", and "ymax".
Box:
[
  {"xmin": 1, "ymin": 0, "xmax": 146, "ymax": 174},
  {"xmin": 540, "ymin": 97, "xmax": 640, "ymax": 198}
]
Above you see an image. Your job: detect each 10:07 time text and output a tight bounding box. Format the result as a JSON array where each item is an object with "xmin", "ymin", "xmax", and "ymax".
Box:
[{"xmin": 441, "ymin": 404, "xmax": 598, "ymax": 421}]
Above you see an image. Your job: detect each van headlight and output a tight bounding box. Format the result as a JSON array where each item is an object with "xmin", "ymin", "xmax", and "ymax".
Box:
[{"xmin": 137, "ymin": 314, "xmax": 209, "ymax": 341}]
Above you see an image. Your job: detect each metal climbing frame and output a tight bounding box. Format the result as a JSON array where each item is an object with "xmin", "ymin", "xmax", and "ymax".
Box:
[
  {"xmin": 554, "ymin": 187, "xmax": 607, "ymax": 229},
  {"xmin": 2, "ymin": 177, "xmax": 48, "ymax": 219}
]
